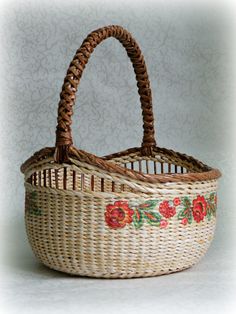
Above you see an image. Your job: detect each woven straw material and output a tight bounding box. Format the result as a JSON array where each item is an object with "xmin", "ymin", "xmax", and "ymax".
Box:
[
  {"xmin": 25, "ymin": 189, "xmax": 216, "ymax": 278},
  {"xmin": 23, "ymin": 152, "xmax": 218, "ymax": 278},
  {"xmin": 21, "ymin": 25, "xmax": 221, "ymax": 278}
]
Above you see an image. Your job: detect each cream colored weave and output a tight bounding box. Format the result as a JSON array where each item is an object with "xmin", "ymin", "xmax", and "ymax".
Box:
[{"xmin": 24, "ymin": 155, "xmax": 217, "ymax": 278}]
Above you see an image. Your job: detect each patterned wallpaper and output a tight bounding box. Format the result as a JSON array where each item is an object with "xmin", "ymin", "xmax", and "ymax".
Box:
[{"xmin": 0, "ymin": 0, "xmax": 233, "ymax": 256}]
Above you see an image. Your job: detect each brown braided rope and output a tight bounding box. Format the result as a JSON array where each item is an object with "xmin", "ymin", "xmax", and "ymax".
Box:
[{"xmin": 55, "ymin": 25, "xmax": 156, "ymax": 162}]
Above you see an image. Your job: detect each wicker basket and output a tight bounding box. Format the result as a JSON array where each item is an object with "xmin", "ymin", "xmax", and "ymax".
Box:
[{"xmin": 21, "ymin": 25, "xmax": 221, "ymax": 278}]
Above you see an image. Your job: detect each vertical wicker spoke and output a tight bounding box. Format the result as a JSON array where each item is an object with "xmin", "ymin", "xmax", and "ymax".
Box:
[
  {"xmin": 38, "ymin": 171, "xmax": 41, "ymax": 187},
  {"xmin": 146, "ymin": 160, "xmax": 149, "ymax": 174},
  {"xmin": 161, "ymin": 162, "xmax": 164, "ymax": 174},
  {"xmin": 49, "ymin": 169, "xmax": 52, "ymax": 188},
  {"xmin": 72, "ymin": 171, "xmax": 76, "ymax": 190},
  {"xmin": 91, "ymin": 175, "xmax": 94, "ymax": 191},
  {"xmin": 101, "ymin": 178, "xmax": 104, "ymax": 192},
  {"xmin": 43, "ymin": 170, "xmax": 47, "ymax": 187},
  {"xmin": 138, "ymin": 160, "xmax": 142, "ymax": 172},
  {"xmin": 81, "ymin": 174, "xmax": 85, "ymax": 191},
  {"xmin": 55, "ymin": 169, "xmax": 58, "ymax": 189},
  {"xmin": 63, "ymin": 167, "xmax": 67, "ymax": 190},
  {"xmin": 175, "ymin": 165, "xmax": 178, "ymax": 173},
  {"xmin": 153, "ymin": 161, "xmax": 157, "ymax": 174}
]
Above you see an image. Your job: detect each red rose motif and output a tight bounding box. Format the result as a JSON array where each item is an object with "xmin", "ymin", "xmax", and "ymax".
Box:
[
  {"xmin": 173, "ymin": 197, "xmax": 181, "ymax": 206},
  {"xmin": 159, "ymin": 201, "xmax": 176, "ymax": 218},
  {"xmin": 105, "ymin": 201, "xmax": 134, "ymax": 229},
  {"xmin": 192, "ymin": 195, "xmax": 207, "ymax": 223}
]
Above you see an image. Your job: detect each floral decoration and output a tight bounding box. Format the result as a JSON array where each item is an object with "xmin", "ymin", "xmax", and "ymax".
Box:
[
  {"xmin": 105, "ymin": 201, "xmax": 134, "ymax": 229},
  {"xmin": 173, "ymin": 197, "xmax": 181, "ymax": 206},
  {"xmin": 159, "ymin": 201, "xmax": 176, "ymax": 218},
  {"xmin": 192, "ymin": 195, "xmax": 207, "ymax": 223},
  {"xmin": 105, "ymin": 193, "xmax": 217, "ymax": 230}
]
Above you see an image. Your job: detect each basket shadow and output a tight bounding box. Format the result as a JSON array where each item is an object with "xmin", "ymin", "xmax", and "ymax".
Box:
[{"xmin": 10, "ymin": 259, "xmax": 69, "ymax": 278}]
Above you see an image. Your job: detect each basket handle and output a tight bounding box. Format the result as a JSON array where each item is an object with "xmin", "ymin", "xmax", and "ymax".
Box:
[{"xmin": 55, "ymin": 25, "xmax": 156, "ymax": 163}]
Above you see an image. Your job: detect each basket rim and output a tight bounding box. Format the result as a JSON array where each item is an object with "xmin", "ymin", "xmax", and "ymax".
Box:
[{"xmin": 20, "ymin": 146, "xmax": 221, "ymax": 184}]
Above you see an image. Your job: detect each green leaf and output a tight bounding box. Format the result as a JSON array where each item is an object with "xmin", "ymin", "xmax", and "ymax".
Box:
[
  {"xmin": 209, "ymin": 193, "xmax": 216, "ymax": 203},
  {"xmin": 207, "ymin": 203, "xmax": 216, "ymax": 219},
  {"xmin": 187, "ymin": 213, "xmax": 193, "ymax": 224},
  {"xmin": 178, "ymin": 208, "xmax": 186, "ymax": 220},
  {"xmin": 207, "ymin": 210, "xmax": 212, "ymax": 221},
  {"xmin": 178, "ymin": 207, "xmax": 192, "ymax": 224},
  {"xmin": 133, "ymin": 209, "xmax": 144, "ymax": 229},
  {"xmin": 144, "ymin": 211, "xmax": 161, "ymax": 226},
  {"xmin": 182, "ymin": 197, "xmax": 191, "ymax": 208},
  {"xmin": 138, "ymin": 200, "xmax": 158, "ymax": 211}
]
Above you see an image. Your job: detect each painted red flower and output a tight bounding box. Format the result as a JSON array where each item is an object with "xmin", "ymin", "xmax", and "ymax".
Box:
[
  {"xmin": 160, "ymin": 220, "xmax": 168, "ymax": 228},
  {"xmin": 192, "ymin": 195, "xmax": 207, "ymax": 223},
  {"xmin": 181, "ymin": 218, "xmax": 188, "ymax": 225},
  {"xmin": 105, "ymin": 201, "xmax": 134, "ymax": 229},
  {"xmin": 173, "ymin": 197, "xmax": 181, "ymax": 206},
  {"xmin": 159, "ymin": 201, "xmax": 176, "ymax": 218}
]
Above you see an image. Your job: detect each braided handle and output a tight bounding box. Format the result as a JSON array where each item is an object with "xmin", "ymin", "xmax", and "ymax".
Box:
[{"xmin": 55, "ymin": 25, "xmax": 156, "ymax": 163}]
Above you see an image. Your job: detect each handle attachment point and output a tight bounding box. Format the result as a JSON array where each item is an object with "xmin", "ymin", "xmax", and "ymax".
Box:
[{"xmin": 54, "ymin": 145, "xmax": 71, "ymax": 163}]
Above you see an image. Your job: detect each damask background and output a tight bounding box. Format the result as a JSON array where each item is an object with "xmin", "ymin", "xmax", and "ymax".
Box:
[{"xmin": 0, "ymin": 0, "xmax": 235, "ymax": 313}]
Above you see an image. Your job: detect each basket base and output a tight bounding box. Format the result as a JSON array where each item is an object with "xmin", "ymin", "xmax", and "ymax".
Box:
[{"xmin": 35, "ymin": 258, "xmax": 199, "ymax": 279}]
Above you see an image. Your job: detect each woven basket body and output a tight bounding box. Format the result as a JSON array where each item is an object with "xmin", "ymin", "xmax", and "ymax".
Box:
[{"xmin": 21, "ymin": 25, "xmax": 221, "ymax": 278}]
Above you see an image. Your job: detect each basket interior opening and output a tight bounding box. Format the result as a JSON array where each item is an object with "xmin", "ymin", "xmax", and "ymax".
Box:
[
  {"xmin": 26, "ymin": 156, "xmax": 194, "ymax": 193},
  {"xmin": 121, "ymin": 159, "xmax": 188, "ymax": 174}
]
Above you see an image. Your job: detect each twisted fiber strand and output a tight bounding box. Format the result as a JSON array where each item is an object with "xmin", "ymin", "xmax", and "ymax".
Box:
[
  {"xmin": 54, "ymin": 158, "xmax": 218, "ymax": 194},
  {"xmin": 23, "ymin": 158, "xmax": 217, "ymax": 195},
  {"xmin": 55, "ymin": 25, "xmax": 156, "ymax": 162},
  {"xmin": 104, "ymin": 150, "xmax": 205, "ymax": 172},
  {"xmin": 107, "ymin": 154, "xmax": 202, "ymax": 173},
  {"xmin": 25, "ymin": 182, "xmax": 141, "ymax": 199},
  {"xmin": 24, "ymin": 179, "xmax": 216, "ymax": 199},
  {"xmin": 65, "ymin": 146, "xmax": 222, "ymax": 183},
  {"xmin": 103, "ymin": 146, "xmax": 209, "ymax": 171},
  {"xmin": 21, "ymin": 146, "xmax": 221, "ymax": 183}
]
